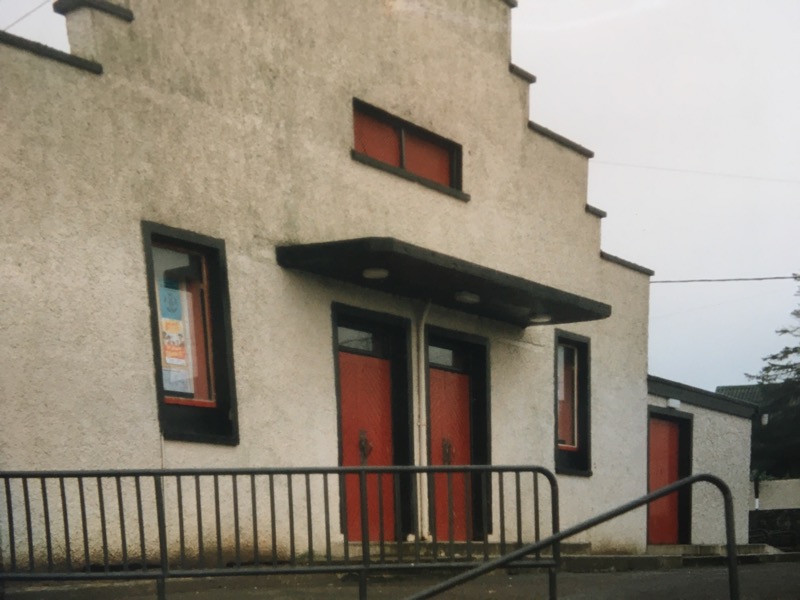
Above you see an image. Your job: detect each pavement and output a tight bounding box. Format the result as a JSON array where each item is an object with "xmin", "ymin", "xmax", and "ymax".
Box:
[{"xmin": 3, "ymin": 562, "xmax": 800, "ymax": 600}]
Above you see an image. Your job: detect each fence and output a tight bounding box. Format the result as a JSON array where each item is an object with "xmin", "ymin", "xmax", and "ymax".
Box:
[
  {"xmin": 0, "ymin": 465, "xmax": 559, "ymax": 599},
  {"xmin": 750, "ymin": 508, "xmax": 800, "ymax": 551}
]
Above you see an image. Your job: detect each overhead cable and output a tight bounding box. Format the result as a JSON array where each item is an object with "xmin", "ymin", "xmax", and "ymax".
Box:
[
  {"xmin": 651, "ymin": 275, "xmax": 797, "ymax": 284},
  {"xmin": 1, "ymin": 0, "xmax": 51, "ymax": 32},
  {"xmin": 594, "ymin": 160, "xmax": 800, "ymax": 185}
]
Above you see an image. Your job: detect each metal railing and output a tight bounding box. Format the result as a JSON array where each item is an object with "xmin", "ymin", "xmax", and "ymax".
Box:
[
  {"xmin": 749, "ymin": 508, "xmax": 800, "ymax": 551},
  {"xmin": 408, "ymin": 473, "xmax": 741, "ymax": 600},
  {"xmin": 0, "ymin": 465, "xmax": 559, "ymax": 599}
]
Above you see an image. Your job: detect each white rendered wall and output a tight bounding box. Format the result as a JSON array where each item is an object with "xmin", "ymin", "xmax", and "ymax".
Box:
[
  {"xmin": 753, "ymin": 479, "xmax": 800, "ymax": 510},
  {"xmin": 1, "ymin": 0, "xmax": 657, "ymax": 558}
]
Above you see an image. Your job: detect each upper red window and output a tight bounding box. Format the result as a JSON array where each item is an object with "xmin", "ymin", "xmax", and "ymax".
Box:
[
  {"xmin": 352, "ymin": 100, "xmax": 463, "ymax": 195},
  {"xmin": 353, "ymin": 110, "xmax": 401, "ymax": 169},
  {"xmin": 403, "ymin": 131, "xmax": 451, "ymax": 187}
]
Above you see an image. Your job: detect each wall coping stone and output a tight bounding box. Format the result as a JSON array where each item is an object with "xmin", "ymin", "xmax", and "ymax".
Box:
[
  {"xmin": 600, "ymin": 251, "xmax": 654, "ymax": 277},
  {"xmin": 528, "ymin": 120, "xmax": 595, "ymax": 158},
  {"xmin": 53, "ymin": 0, "xmax": 134, "ymax": 22},
  {"xmin": 0, "ymin": 30, "xmax": 101, "ymax": 74}
]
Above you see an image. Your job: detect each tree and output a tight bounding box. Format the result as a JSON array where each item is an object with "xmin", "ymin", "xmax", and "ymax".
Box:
[{"xmin": 748, "ymin": 275, "xmax": 800, "ymax": 479}]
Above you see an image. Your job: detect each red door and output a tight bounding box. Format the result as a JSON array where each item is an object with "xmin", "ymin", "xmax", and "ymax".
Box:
[
  {"xmin": 429, "ymin": 367, "xmax": 471, "ymax": 541},
  {"xmin": 648, "ymin": 417, "xmax": 681, "ymax": 544},
  {"xmin": 339, "ymin": 351, "xmax": 395, "ymax": 541}
]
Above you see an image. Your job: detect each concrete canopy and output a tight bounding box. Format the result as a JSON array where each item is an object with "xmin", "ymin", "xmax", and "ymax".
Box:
[{"xmin": 276, "ymin": 237, "xmax": 612, "ymax": 328}]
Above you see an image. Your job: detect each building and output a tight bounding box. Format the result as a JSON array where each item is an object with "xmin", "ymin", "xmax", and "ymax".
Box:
[
  {"xmin": 0, "ymin": 0, "xmax": 754, "ymax": 565},
  {"xmin": 717, "ymin": 383, "xmax": 800, "ymax": 481},
  {"xmin": 717, "ymin": 383, "xmax": 800, "ymax": 549},
  {"xmin": 647, "ymin": 377, "xmax": 756, "ymax": 544}
]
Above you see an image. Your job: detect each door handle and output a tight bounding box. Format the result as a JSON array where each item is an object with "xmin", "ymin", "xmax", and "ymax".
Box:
[
  {"xmin": 358, "ymin": 430, "xmax": 373, "ymax": 465},
  {"xmin": 442, "ymin": 438, "xmax": 454, "ymax": 465}
]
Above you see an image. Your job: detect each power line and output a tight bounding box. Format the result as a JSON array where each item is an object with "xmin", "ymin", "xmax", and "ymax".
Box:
[
  {"xmin": 651, "ymin": 275, "xmax": 797, "ymax": 284},
  {"xmin": 1, "ymin": 0, "xmax": 51, "ymax": 32},
  {"xmin": 593, "ymin": 160, "xmax": 800, "ymax": 185}
]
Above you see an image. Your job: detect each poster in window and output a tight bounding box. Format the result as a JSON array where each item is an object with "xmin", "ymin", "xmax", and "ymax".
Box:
[{"xmin": 158, "ymin": 278, "xmax": 195, "ymax": 394}]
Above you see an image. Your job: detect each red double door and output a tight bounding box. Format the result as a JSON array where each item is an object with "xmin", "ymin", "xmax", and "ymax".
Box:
[{"xmin": 337, "ymin": 325, "xmax": 482, "ymax": 543}]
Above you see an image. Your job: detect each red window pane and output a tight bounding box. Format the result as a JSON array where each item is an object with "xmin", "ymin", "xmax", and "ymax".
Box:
[
  {"xmin": 404, "ymin": 131, "xmax": 451, "ymax": 187},
  {"xmin": 186, "ymin": 276, "xmax": 214, "ymax": 402},
  {"xmin": 558, "ymin": 345, "xmax": 577, "ymax": 449},
  {"xmin": 353, "ymin": 110, "xmax": 401, "ymax": 168}
]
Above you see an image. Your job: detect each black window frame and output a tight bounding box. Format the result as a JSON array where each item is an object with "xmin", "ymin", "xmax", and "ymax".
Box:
[
  {"xmin": 554, "ymin": 330, "xmax": 591, "ymax": 476},
  {"xmin": 351, "ymin": 98, "xmax": 469, "ymax": 202},
  {"xmin": 142, "ymin": 221, "xmax": 239, "ymax": 446}
]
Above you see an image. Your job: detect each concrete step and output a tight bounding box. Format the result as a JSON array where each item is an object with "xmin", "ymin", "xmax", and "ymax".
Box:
[
  {"xmin": 559, "ymin": 550, "xmax": 800, "ymax": 573},
  {"xmin": 538, "ymin": 542, "xmax": 592, "ymax": 555},
  {"xmin": 560, "ymin": 554, "xmax": 682, "ymax": 572},
  {"xmin": 646, "ymin": 543, "xmax": 780, "ymax": 556},
  {"xmin": 682, "ymin": 551, "xmax": 800, "ymax": 567},
  {"xmin": 347, "ymin": 540, "xmax": 591, "ymax": 559}
]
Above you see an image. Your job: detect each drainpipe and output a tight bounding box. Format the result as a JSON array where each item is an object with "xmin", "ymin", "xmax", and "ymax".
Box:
[
  {"xmin": 416, "ymin": 300, "xmax": 431, "ymax": 539},
  {"xmin": 754, "ymin": 476, "xmax": 760, "ymax": 511}
]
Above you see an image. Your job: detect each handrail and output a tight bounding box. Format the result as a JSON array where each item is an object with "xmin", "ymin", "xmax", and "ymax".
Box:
[
  {"xmin": 0, "ymin": 465, "xmax": 555, "ymax": 477},
  {"xmin": 407, "ymin": 473, "xmax": 740, "ymax": 600}
]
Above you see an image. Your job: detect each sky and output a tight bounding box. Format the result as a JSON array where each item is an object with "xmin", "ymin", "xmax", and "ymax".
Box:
[
  {"xmin": 2, "ymin": 0, "xmax": 798, "ymax": 392},
  {"xmin": 509, "ymin": 0, "xmax": 800, "ymax": 391}
]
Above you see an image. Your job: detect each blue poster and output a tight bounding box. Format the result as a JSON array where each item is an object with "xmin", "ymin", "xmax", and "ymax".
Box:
[{"xmin": 159, "ymin": 278, "xmax": 183, "ymax": 320}]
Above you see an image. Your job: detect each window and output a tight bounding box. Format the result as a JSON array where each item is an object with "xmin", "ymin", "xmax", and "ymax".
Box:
[
  {"xmin": 351, "ymin": 99, "xmax": 468, "ymax": 201},
  {"xmin": 143, "ymin": 222, "xmax": 239, "ymax": 445},
  {"xmin": 557, "ymin": 344, "xmax": 578, "ymax": 449},
  {"xmin": 555, "ymin": 332, "xmax": 590, "ymax": 475}
]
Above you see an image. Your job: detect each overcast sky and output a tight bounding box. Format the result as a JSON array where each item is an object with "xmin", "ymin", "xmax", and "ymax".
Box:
[
  {"xmin": 3, "ymin": 0, "xmax": 798, "ymax": 392},
  {"xmin": 510, "ymin": 0, "xmax": 800, "ymax": 391}
]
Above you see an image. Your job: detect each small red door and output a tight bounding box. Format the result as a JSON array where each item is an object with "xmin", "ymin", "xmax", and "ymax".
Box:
[
  {"xmin": 429, "ymin": 367, "xmax": 471, "ymax": 541},
  {"xmin": 648, "ymin": 417, "xmax": 681, "ymax": 544},
  {"xmin": 339, "ymin": 351, "xmax": 395, "ymax": 542}
]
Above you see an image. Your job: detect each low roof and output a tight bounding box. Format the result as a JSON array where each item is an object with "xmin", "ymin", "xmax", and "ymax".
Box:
[
  {"xmin": 276, "ymin": 237, "xmax": 612, "ymax": 328},
  {"xmin": 648, "ymin": 375, "xmax": 758, "ymax": 419},
  {"xmin": 715, "ymin": 384, "xmax": 779, "ymax": 408}
]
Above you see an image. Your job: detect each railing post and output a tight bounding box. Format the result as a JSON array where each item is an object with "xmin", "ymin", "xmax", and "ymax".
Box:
[
  {"xmin": 721, "ymin": 480, "xmax": 741, "ymax": 600},
  {"xmin": 359, "ymin": 468, "xmax": 369, "ymax": 600},
  {"xmin": 548, "ymin": 469, "xmax": 560, "ymax": 600},
  {"xmin": 153, "ymin": 475, "xmax": 168, "ymax": 600}
]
